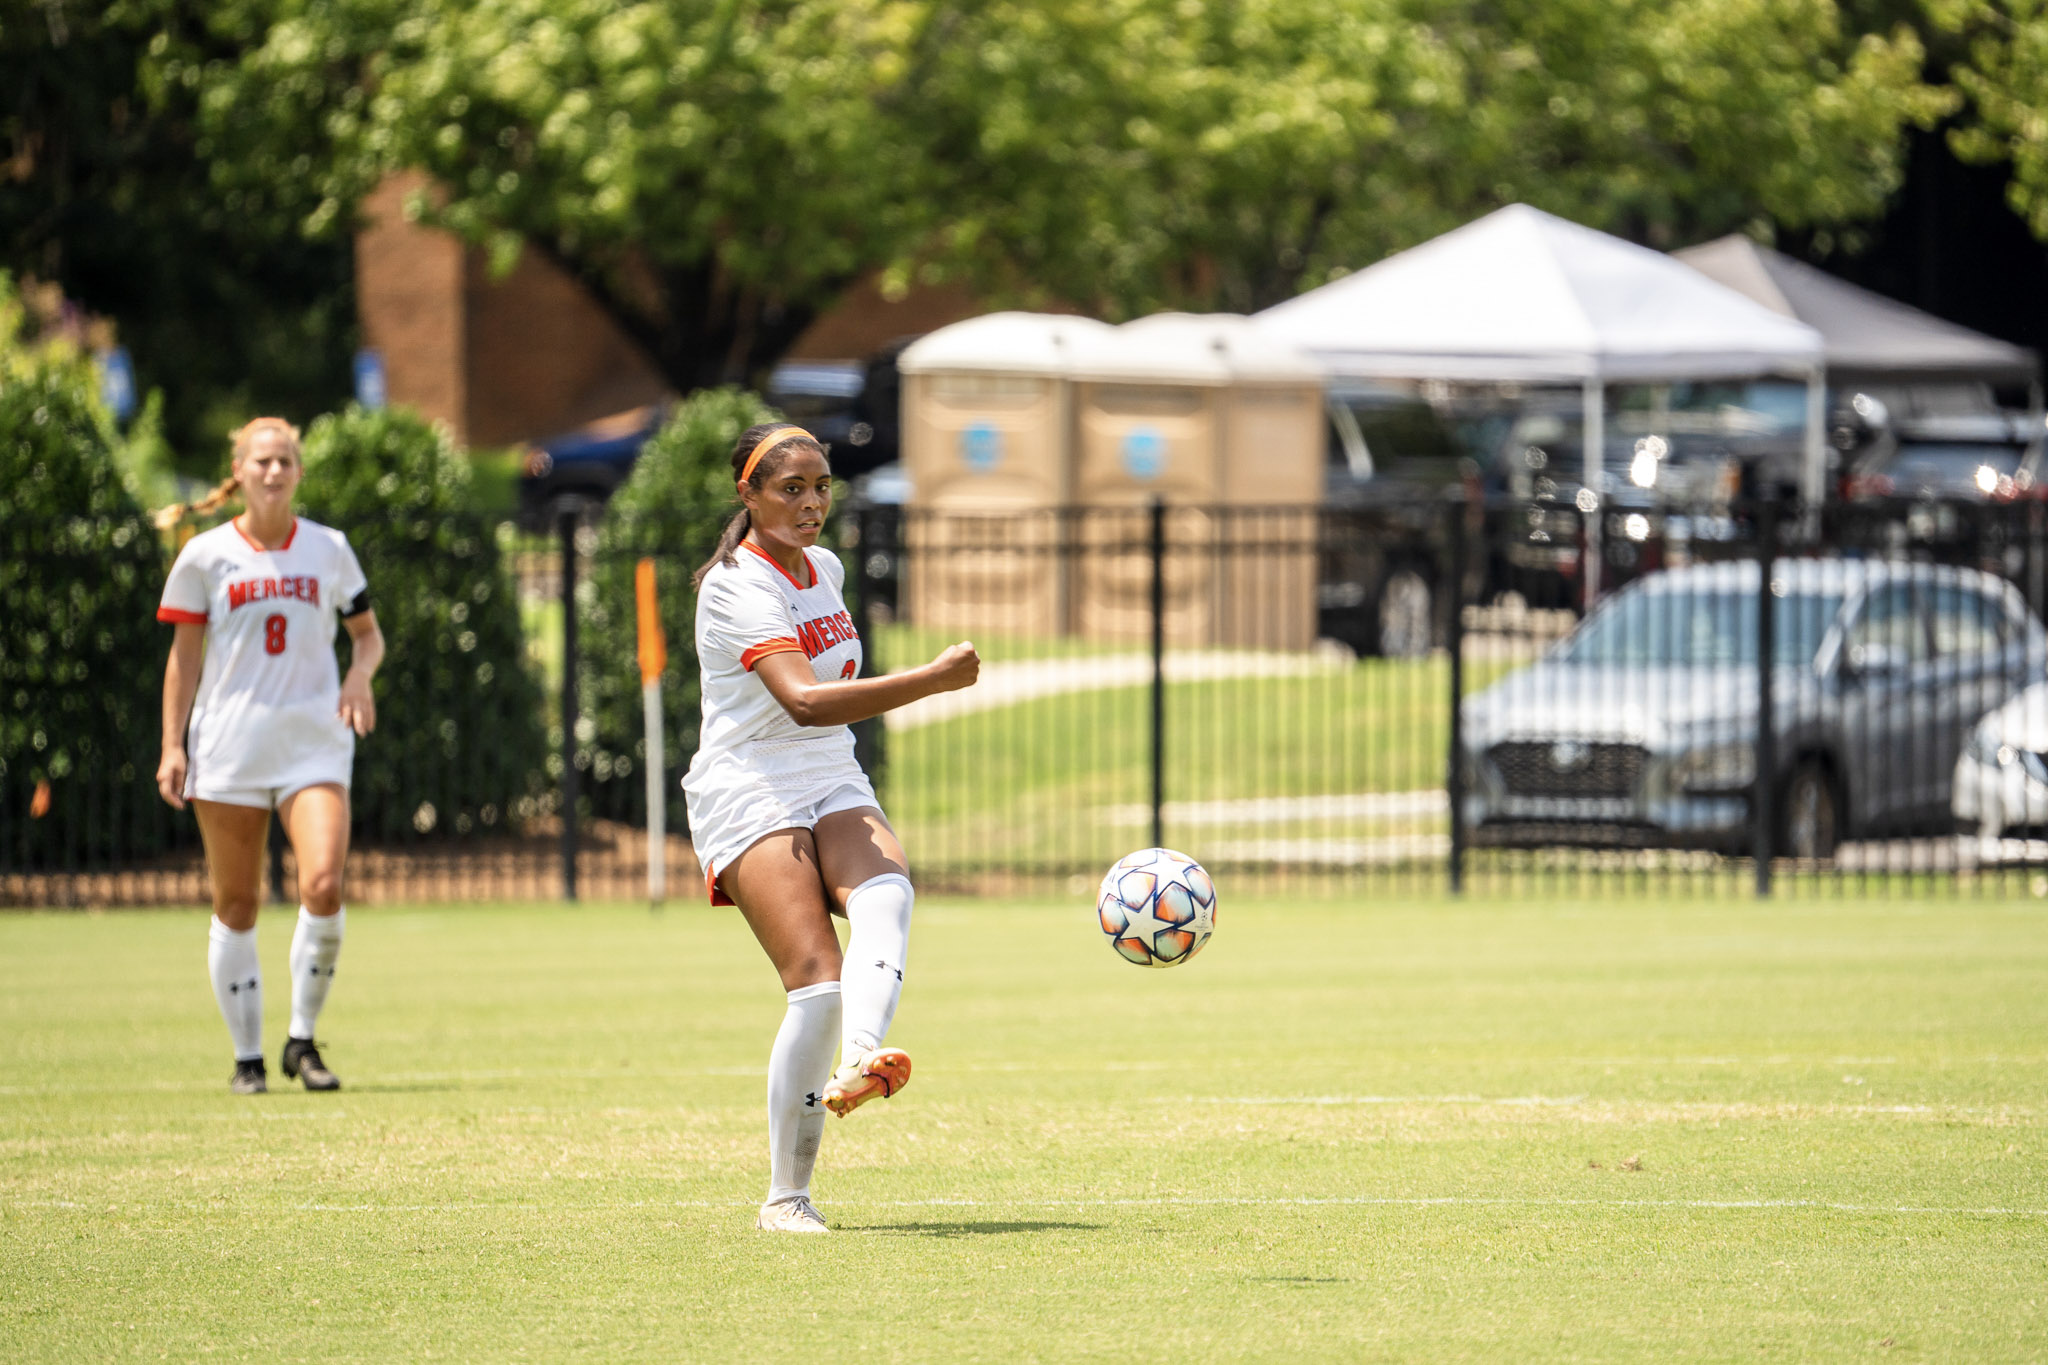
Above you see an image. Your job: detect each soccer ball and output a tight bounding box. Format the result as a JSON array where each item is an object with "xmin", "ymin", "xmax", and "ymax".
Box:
[{"xmin": 1095, "ymin": 848, "xmax": 1217, "ymax": 968}]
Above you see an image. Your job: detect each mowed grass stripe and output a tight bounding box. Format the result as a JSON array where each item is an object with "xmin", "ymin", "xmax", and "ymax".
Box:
[{"xmin": 2, "ymin": 894, "xmax": 2045, "ymax": 1362}]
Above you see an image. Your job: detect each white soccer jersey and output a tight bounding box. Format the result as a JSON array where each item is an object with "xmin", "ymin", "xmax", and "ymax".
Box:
[
  {"xmin": 685, "ymin": 540, "xmax": 864, "ymax": 782},
  {"xmin": 158, "ymin": 517, "xmax": 369, "ymax": 791}
]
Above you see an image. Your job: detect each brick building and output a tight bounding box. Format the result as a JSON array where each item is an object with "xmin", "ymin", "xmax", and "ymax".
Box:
[{"xmin": 354, "ymin": 174, "xmax": 984, "ymax": 447}]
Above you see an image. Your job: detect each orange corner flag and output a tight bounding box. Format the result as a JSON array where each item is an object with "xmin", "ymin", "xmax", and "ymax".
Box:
[{"xmin": 635, "ymin": 559, "xmax": 666, "ymax": 685}]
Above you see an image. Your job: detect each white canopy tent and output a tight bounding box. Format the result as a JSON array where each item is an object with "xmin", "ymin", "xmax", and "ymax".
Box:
[{"xmin": 1255, "ymin": 205, "xmax": 1829, "ymax": 598}]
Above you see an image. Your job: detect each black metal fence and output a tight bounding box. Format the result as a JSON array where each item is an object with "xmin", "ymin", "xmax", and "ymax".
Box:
[{"xmin": 10, "ymin": 491, "xmax": 2048, "ymax": 905}]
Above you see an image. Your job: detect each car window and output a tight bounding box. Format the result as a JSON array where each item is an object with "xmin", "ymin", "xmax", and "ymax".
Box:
[
  {"xmin": 1560, "ymin": 588, "xmax": 1842, "ymax": 667},
  {"xmin": 1928, "ymin": 583, "xmax": 2006, "ymax": 657},
  {"xmin": 1844, "ymin": 584, "xmax": 1928, "ymax": 664}
]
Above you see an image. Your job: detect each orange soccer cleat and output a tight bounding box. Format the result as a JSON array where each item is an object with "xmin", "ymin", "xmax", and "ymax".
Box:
[{"xmin": 822, "ymin": 1047, "xmax": 911, "ymax": 1118}]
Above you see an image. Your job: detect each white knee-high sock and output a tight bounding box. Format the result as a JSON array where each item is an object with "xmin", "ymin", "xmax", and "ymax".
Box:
[
  {"xmin": 766, "ymin": 981, "xmax": 841, "ymax": 1204},
  {"xmin": 840, "ymin": 873, "xmax": 914, "ymax": 1059},
  {"xmin": 288, "ymin": 906, "xmax": 345, "ymax": 1040},
  {"xmin": 207, "ymin": 917, "xmax": 263, "ymax": 1062}
]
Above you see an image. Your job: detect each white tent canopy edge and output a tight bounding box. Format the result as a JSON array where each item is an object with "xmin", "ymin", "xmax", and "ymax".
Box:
[{"xmin": 1254, "ymin": 205, "xmax": 1829, "ymax": 599}]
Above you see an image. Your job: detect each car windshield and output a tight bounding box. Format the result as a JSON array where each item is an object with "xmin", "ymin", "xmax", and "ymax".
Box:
[
  {"xmin": 1560, "ymin": 588, "xmax": 1844, "ymax": 667},
  {"xmin": 1881, "ymin": 442, "xmax": 2024, "ymax": 484}
]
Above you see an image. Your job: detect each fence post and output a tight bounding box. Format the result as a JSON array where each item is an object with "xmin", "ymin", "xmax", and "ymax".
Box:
[
  {"xmin": 1149, "ymin": 497, "xmax": 1166, "ymax": 852},
  {"xmin": 1446, "ymin": 490, "xmax": 1468, "ymax": 895},
  {"xmin": 1753, "ymin": 495, "xmax": 1779, "ymax": 898},
  {"xmin": 558, "ymin": 507, "xmax": 580, "ymax": 903}
]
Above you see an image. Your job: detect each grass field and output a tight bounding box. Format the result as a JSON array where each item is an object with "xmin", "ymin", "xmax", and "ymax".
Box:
[{"xmin": 4, "ymin": 892, "xmax": 2044, "ymax": 1362}]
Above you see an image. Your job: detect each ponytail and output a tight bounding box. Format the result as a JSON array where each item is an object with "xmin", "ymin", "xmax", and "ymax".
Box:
[
  {"xmin": 691, "ymin": 422, "xmax": 826, "ymax": 592},
  {"xmin": 152, "ymin": 416, "xmax": 304, "ymax": 532},
  {"xmin": 692, "ymin": 509, "xmax": 752, "ymax": 592},
  {"xmin": 152, "ymin": 474, "xmax": 239, "ymax": 532}
]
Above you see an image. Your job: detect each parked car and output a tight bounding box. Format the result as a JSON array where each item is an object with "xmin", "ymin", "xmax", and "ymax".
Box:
[
  {"xmin": 1460, "ymin": 558, "xmax": 2047, "ymax": 857},
  {"xmin": 1953, "ymin": 682, "xmax": 2048, "ymax": 838},
  {"xmin": 517, "ymin": 403, "xmax": 667, "ymax": 525},
  {"xmin": 1317, "ymin": 387, "xmax": 1495, "ymax": 656},
  {"xmin": 764, "ymin": 339, "xmax": 916, "ymax": 481}
]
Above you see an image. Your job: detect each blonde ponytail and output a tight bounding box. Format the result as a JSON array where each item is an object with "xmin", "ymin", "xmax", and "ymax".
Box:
[
  {"xmin": 152, "ymin": 474, "xmax": 240, "ymax": 531},
  {"xmin": 151, "ymin": 416, "xmax": 304, "ymax": 531}
]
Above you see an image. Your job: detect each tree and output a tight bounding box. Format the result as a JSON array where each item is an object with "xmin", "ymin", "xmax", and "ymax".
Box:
[
  {"xmin": 0, "ymin": 0, "xmax": 356, "ymax": 466},
  {"xmin": 175, "ymin": 0, "xmax": 1950, "ymax": 390},
  {"xmin": 169, "ymin": 0, "xmax": 924, "ymax": 393},
  {"xmin": 910, "ymin": 0, "xmax": 1953, "ymax": 316},
  {"xmin": 1943, "ymin": 1, "xmax": 2048, "ymax": 239}
]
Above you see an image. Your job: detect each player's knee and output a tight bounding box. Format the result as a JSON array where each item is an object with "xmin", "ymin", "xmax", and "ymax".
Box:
[
  {"xmin": 299, "ymin": 866, "xmax": 343, "ymax": 913},
  {"xmin": 212, "ymin": 890, "xmax": 259, "ymax": 930},
  {"xmin": 784, "ymin": 952, "xmax": 839, "ymax": 991}
]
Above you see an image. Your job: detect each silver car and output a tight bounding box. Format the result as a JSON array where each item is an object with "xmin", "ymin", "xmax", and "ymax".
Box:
[{"xmin": 1461, "ymin": 559, "xmax": 2047, "ymax": 857}]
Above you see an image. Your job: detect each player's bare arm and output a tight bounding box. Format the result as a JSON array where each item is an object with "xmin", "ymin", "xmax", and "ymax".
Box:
[
  {"xmin": 156, "ymin": 621, "xmax": 206, "ymax": 810},
  {"xmin": 339, "ymin": 609, "xmax": 385, "ymax": 736},
  {"xmin": 753, "ymin": 639, "xmax": 978, "ymax": 729}
]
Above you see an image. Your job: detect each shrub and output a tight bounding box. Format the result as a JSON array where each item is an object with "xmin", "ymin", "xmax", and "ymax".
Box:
[
  {"xmin": 297, "ymin": 405, "xmax": 548, "ymax": 841},
  {"xmin": 0, "ymin": 312, "xmax": 175, "ymax": 867},
  {"xmin": 578, "ymin": 388, "xmax": 775, "ymax": 830},
  {"xmin": 578, "ymin": 388, "xmax": 886, "ymax": 835}
]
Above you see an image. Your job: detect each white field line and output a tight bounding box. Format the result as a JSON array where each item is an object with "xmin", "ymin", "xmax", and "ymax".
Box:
[
  {"xmin": 1100, "ymin": 790, "xmax": 1448, "ymax": 829},
  {"xmin": 11, "ymin": 1197, "xmax": 2041, "ymax": 1218},
  {"xmin": 886, "ymin": 650, "xmax": 1343, "ymax": 731}
]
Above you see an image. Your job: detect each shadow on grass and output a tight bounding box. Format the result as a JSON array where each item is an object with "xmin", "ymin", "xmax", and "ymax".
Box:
[{"xmin": 844, "ymin": 1220, "xmax": 1101, "ymax": 1238}]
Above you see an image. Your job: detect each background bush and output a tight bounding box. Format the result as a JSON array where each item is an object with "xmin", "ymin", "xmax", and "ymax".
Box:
[
  {"xmin": 298, "ymin": 405, "xmax": 548, "ymax": 841},
  {"xmin": 579, "ymin": 388, "xmax": 887, "ymax": 837},
  {"xmin": 0, "ymin": 280, "xmax": 176, "ymax": 867},
  {"xmin": 579, "ymin": 388, "xmax": 775, "ymax": 832}
]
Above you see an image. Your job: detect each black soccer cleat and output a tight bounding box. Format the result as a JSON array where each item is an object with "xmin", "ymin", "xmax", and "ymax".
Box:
[
  {"xmin": 230, "ymin": 1058, "xmax": 268, "ymax": 1095},
  {"xmin": 281, "ymin": 1037, "xmax": 341, "ymax": 1091}
]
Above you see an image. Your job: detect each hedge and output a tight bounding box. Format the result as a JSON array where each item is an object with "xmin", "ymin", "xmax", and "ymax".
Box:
[{"xmin": 298, "ymin": 405, "xmax": 549, "ymax": 841}]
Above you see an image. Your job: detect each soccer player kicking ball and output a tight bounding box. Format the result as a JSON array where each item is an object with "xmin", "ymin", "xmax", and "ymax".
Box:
[
  {"xmin": 684, "ymin": 423, "xmax": 978, "ymax": 1233},
  {"xmin": 154, "ymin": 418, "xmax": 384, "ymax": 1095}
]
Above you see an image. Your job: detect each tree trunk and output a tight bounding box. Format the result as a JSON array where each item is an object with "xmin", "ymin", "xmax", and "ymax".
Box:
[{"xmin": 529, "ymin": 237, "xmax": 849, "ymax": 398}]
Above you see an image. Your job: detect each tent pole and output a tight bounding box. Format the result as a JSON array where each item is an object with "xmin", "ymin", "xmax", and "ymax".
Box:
[
  {"xmin": 1801, "ymin": 363, "xmax": 1827, "ymax": 508},
  {"xmin": 2028, "ymin": 379, "xmax": 2044, "ymax": 476},
  {"xmin": 1582, "ymin": 376, "xmax": 1603, "ymax": 610}
]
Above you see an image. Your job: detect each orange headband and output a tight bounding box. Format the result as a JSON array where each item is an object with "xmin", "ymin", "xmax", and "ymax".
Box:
[{"xmin": 739, "ymin": 426, "xmax": 814, "ymax": 484}]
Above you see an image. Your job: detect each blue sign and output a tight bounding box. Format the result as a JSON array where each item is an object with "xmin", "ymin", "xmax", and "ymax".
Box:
[
  {"xmin": 97, "ymin": 347, "xmax": 136, "ymax": 423},
  {"xmin": 1120, "ymin": 426, "xmax": 1167, "ymax": 481},
  {"xmin": 960, "ymin": 421, "xmax": 1003, "ymax": 474},
  {"xmin": 353, "ymin": 349, "xmax": 388, "ymax": 410}
]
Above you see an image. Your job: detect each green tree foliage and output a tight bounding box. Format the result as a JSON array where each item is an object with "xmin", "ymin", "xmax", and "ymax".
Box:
[
  {"xmin": 168, "ymin": 0, "xmax": 919, "ymax": 392},
  {"xmin": 1943, "ymin": 1, "xmax": 2048, "ymax": 239},
  {"xmin": 0, "ymin": 0, "xmax": 355, "ymax": 467},
  {"xmin": 914, "ymin": 0, "xmax": 1953, "ymax": 315},
  {"xmin": 577, "ymin": 387, "xmax": 775, "ymax": 831},
  {"xmin": 0, "ymin": 276, "xmax": 173, "ymax": 864},
  {"xmin": 172, "ymin": 0, "xmax": 1949, "ymax": 365},
  {"xmin": 296, "ymin": 405, "xmax": 548, "ymax": 841}
]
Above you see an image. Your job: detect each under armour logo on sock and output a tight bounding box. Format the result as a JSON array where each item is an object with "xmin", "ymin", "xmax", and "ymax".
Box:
[
  {"xmin": 804, "ymin": 1091, "xmax": 823, "ymax": 1108},
  {"xmin": 877, "ymin": 959, "xmax": 902, "ymax": 982}
]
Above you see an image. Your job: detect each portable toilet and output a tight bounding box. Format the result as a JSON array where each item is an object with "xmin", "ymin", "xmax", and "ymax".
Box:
[
  {"xmin": 896, "ymin": 313, "xmax": 1115, "ymax": 636},
  {"xmin": 1065, "ymin": 314, "xmax": 1324, "ymax": 649}
]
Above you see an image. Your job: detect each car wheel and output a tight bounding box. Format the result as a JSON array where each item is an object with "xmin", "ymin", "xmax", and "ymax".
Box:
[
  {"xmin": 1377, "ymin": 568, "xmax": 1434, "ymax": 659},
  {"xmin": 1780, "ymin": 761, "xmax": 1839, "ymax": 862}
]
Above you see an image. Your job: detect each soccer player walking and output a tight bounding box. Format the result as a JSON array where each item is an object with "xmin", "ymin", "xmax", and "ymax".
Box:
[
  {"xmin": 686, "ymin": 423, "xmax": 977, "ymax": 1233},
  {"xmin": 154, "ymin": 418, "xmax": 384, "ymax": 1095}
]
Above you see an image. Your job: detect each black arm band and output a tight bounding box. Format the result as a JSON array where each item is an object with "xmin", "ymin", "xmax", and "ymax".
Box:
[{"xmin": 341, "ymin": 589, "xmax": 372, "ymax": 619}]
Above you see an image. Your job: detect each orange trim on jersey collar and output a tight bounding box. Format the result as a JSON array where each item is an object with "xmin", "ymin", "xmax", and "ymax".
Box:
[
  {"xmin": 739, "ymin": 638, "xmax": 803, "ymax": 671},
  {"xmin": 231, "ymin": 515, "xmax": 298, "ymax": 553},
  {"xmin": 740, "ymin": 538, "xmax": 816, "ymax": 590}
]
